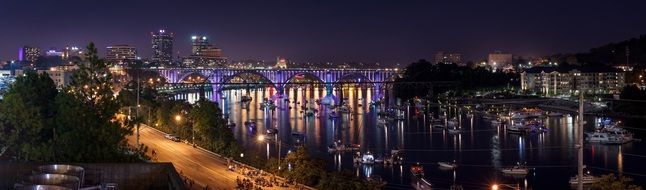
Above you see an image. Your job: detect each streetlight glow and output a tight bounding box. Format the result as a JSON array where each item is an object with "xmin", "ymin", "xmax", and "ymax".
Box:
[
  {"xmin": 491, "ymin": 184, "xmax": 499, "ymax": 190},
  {"xmin": 175, "ymin": 115, "xmax": 182, "ymax": 122},
  {"xmin": 257, "ymin": 134, "xmax": 265, "ymax": 142}
]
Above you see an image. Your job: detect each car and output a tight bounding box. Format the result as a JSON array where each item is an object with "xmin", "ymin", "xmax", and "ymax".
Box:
[{"xmin": 165, "ymin": 134, "xmax": 180, "ymax": 142}]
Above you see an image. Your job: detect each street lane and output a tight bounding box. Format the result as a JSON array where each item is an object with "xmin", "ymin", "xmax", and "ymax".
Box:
[{"xmin": 128, "ymin": 126, "xmax": 237, "ymax": 189}]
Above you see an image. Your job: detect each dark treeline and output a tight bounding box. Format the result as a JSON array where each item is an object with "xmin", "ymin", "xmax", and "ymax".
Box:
[{"xmin": 393, "ymin": 59, "xmax": 517, "ymax": 100}]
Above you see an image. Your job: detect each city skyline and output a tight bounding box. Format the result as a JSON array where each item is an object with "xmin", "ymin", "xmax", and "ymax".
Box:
[{"xmin": 1, "ymin": 0, "xmax": 646, "ymax": 64}]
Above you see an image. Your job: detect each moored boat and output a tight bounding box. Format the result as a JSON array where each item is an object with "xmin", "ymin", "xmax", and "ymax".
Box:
[{"xmin": 501, "ymin": 162, "xmax": 529, "ymax": 175}]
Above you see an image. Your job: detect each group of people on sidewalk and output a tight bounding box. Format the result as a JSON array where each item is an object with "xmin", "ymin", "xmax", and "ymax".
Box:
[{"xmin": 231, "ymin": 164, "xmax": 292, "ymax": 190}]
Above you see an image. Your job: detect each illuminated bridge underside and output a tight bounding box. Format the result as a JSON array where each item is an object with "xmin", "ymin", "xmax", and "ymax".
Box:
[{"xmin": 150, "ymin": 68, "xmax": 399, "ymax": 101}]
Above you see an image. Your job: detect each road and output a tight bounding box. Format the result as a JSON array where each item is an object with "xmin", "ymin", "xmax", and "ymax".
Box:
[{"xmin": 127, "ymin": 125, "xmax": 298, "ymax": 190}]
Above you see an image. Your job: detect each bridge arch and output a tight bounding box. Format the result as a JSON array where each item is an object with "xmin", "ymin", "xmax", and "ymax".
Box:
[
  {"xmin": 217, "ymin": 70, "xmax": 277, "ymax": 91},
  {"xmin": 178, "ymin": 72, "xmax": 211, "ymax": 83},
  {"xmin": 282, "ymin": 72, "xmax": 325, "ymax": 88}
]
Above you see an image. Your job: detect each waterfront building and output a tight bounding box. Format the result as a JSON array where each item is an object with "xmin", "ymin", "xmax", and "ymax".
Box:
[
  {"xmin": 151, "ymin": 29, "xmax": 174, "ymax": 65},
  {"xmin": 106, "ymin": 45, "xmax": 137, "ymax": 65},
  {"xmin": 434, "ymin": 51, "xmax": 463, "ymax": 66},
  {"xmin": 45, "ymin": 48, "xmax": 63, "ymax": 57},
  {"xmin": 521, "ymin": 66, "xmax": 625, "ymax": 97}
]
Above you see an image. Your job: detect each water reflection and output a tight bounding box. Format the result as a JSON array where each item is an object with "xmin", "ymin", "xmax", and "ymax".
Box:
[{"xmin": 169, "ymin": 88, "xmax": 646, "ymax": 189}]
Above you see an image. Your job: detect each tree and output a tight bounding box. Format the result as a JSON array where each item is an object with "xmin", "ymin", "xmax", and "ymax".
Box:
[
  {"xmin": 281, "ymin": 147, "xmax": 324, "ymax": 186},
  {"xmin": 51, "ymin": 42, "xmax": 140, "ymax": 162},
  {"xmin": 0, "ymin": 72, "xmax": 58, "ymax": 161},
  {"xmin": 592, "ymin": 173, "xmax": 642, "ymax": 190}
]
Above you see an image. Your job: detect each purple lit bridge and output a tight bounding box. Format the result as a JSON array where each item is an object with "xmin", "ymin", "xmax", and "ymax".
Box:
[{"xmin": 148, "ymin": 68, "xmax": 402, "ymax": 104}]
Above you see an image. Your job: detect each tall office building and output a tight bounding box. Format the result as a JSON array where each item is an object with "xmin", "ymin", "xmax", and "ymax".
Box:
[
  {"xmin": 434, "ymin": 51, "xmax": 463, "ymax": 66},
  {"xmin": 183, "ymin": 35, "xmax": 226, "ymax": 67},
  {"xmin": 19, "ymin": 46, "xmax": 41, "ymax": 64},
  {"xmin": 106, "ymin": 45, "xmax": 137, "ymax": 65},
  {"xmin": 151, "ymin": 29, "xmax": 174, "ymax": 65}
]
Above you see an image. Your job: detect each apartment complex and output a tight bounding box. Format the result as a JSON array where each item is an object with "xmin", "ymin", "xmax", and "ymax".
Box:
[{"xmin": 521, "ymin": 66, "xmax": 625, "ymax": 96}]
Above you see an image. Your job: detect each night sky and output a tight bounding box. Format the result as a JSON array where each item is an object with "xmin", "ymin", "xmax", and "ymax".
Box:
[{"xmin": 1, "ymin": 0, "xmax": 646, "ymax": 65}]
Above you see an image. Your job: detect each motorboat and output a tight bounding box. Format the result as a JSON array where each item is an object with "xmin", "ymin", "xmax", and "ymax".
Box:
[
  {"xmin": 490, "ymin": 120, "xmax": 502, "ymax": 126},
  {"xmin": 360, "ymin": 151, "xmax": 376, "ymax": 164},
  {"xmin": 410, "ymin": 163, "xmax": 425, "ymax": 177},
  {"xmin": 241, "ymin": 95, "xmax": 253, "ymax": 103},
  {"xmin": 585, "ymin": 131, "xmax": 630, "ymax": 144},
  {"xmin": 569, "ymin": 173, "xmax": 598, "ymax": 185},
  {"xmin": 385, "ymin": 154, "xmax": 403, "ymax": 165},
  {"xmin": 327, "ymin": 141, "xmax": 360, "ymax": 152},
  {"xmin": 391, "ymin": 148, "xmax": 402, "ymax": 155},
  {"xmin": 328, "ymin": 111, "xmax": 339, "ymax": 120},
  {"xmin": 266, "ymin": 128, "xmax": 278, "ymax": 135},
  {"xmin": 226, "ymin": 120, "xmax": 236, "ymax": 128},
  {"xmin": 432, "ymin": 123, "xmax": 445, "ymax": 129},
  {"xmin": 377, "ymin": 119, "xmax": 388, "ymax": 127},
  {"xmin": 447, "ymin": 128, "xmax": 461, "ymax": 134},
  {"xmin": 506, "ymin": 123, "xmax": 528, "ymax": 133},
  {"xmin": 339, "ymin": 105, "xmax": 351, "ymax": 114},
  {"xmin": 438, "ymin": 161, "xmax": 458, "ymax": 169},
  {"xmin": 501, "ymin": 162, "xmax": 529, "ymax": 175},
  {"xmin": 304, "ymin": 109, "xmax": 316, "ymax": 117}
]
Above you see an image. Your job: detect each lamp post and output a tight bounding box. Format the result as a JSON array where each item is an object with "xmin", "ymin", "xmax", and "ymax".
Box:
[{"xmin": 175, "ymin": 114, "xmax": 195, "ymax": 147}]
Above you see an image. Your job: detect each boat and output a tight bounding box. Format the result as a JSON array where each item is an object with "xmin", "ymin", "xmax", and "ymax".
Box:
[
  {"xmin": 241, "ymin": 95, "xmax": 253, "ymax": 103},
  {"xmin": 410, "ymin": 163, "xmax": 425, "ymax": 176},
  {"xmin": 244, "ymin": 121, "xmax": 256, "ymax": 130},
  {"xmin": 586, "ymin": 131, "xmax": 630, "ymax": 144},
  {"xmin": 226, "ymin": 120, "xmax": 236, "ymax": 128},
  {"xmin": 391, "ymin": 148, "xmax": 402, "ymax": 155},
  {"xmin": 569, "ymin": 173, "xmax": 598, "ymax": 185},
  {"xmin": 432, "ymin": 123, "xmax": 445, "ymax": 129},
  {"xmin": 266, "ymin": 128, "xmax": 278, "ymax": 135},
  {"xmin": 501, "ymin": 162, "xmax": 529, "ymax": 175},
  {"xmin": 328, "ymin": 111, "xmax": 339, "ymax": 120},
  {"xmin": 304, "ymin": 109, "xmax": 316, "ymax": 117},
  {"xmin": 327, "ymin": 141, "xmax": 360, "ymax": 152},
  {"xmin": 360, "ymin": 151, "xmax": 376, "ymax": 164},
  {"xmin": 339, "ymin": 105, "xmax": 351, "ymax": 114},
  {"xmin": 385, "ymin": 154, "xmax": 403, "ymax": 165},
  {"xmin": 506, "ymin": 123, "xmax": 528, "ymax": 133},
  {"xmin": 438, "ymin": 161, "xmax": 458, "ymax": 169},
  {"xmin": 377, "ymin": 119, "xmax": 388, "ymax": 127},
  {"xmin": 447, "ymin": 128, "xmax": 461, "ymax": 134},
  {"xmin": 490, "ymin": 120, "xmax": 502, "ymax": 126}
]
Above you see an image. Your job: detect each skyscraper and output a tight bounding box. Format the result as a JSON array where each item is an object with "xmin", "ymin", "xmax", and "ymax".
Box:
[
  {"xmin": 183, "ymin": 35, "xmax": 226, "ymax": 67},
  {"xmin": 19, "ymin": 46, "xmax": 41, "ymax": 64},
  {"xmin": 151, "ymin": 29, "xmax": 174, "ymax": 65},
  {"xmin": 106, "ymin": 45, "xmax": 137, "ymax": 65}
]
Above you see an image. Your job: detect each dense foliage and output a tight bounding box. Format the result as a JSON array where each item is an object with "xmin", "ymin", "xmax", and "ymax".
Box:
[
  {"xmin": 0, "ymin": 43, "xmax": 145, "ymax": 162},
  {"xmin": 393, "ymin": 59, "xmax": 517, "ymax": 100},
  {"xmin": 261, "ymin": 148, "xmax": 380, "ymax": 189},
  {"xmin": 592, "ymin": 173, "xmax": 642, "ymax": 190}
]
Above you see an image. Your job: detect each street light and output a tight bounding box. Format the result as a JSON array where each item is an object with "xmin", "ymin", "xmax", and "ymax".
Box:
[{"xmin": 175, "ymin": 114, "xmax": 195, "ymax": 147}]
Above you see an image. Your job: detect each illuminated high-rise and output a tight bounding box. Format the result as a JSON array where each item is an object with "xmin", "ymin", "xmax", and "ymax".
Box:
[
  {"xmin": 106, "ymin": 45, "xmax": 137, "ymax": 65},
  {"xmin": 19, "ymin": 46, "xmax": 41, "ymax": 64},
  {"xmin": 151, "ymin": 29, "xmax": 174, "ymax": 65}
]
